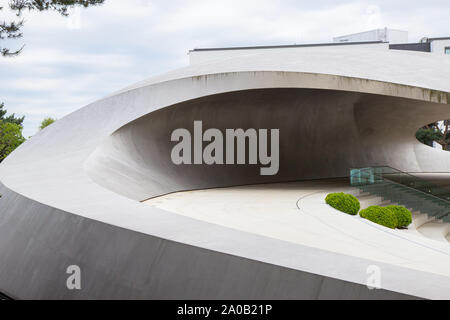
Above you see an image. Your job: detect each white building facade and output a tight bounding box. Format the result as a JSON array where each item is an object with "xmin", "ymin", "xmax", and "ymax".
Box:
[
  {"xmin": 333, "ymin": 28, "xmax": 408, "ymax": 44},
  {"xmin": 189, "ymin": 29, "xmax": 450, "ymax": 65}
]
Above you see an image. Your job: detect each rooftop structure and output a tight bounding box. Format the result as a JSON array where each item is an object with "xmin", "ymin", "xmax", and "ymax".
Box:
[
  {"xmin": 189, "ymin": 29, "xmax": 450, "ymax": 65},
  {"xmin": 333, "ymin": 28, "xmax": 408, "ymax": 44}
]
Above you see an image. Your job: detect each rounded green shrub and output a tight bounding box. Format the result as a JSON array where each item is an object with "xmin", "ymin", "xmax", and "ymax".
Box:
[
  {"xmin": 359, "ymin": 206, "xmax": 398, "ymax": 229},
  {"xmin": 386, "ymin": 205, "xmax": 412, "ymax": 228},
  {"xmin": 325, "ymin": 193, "xmax": 360, "ymax": 216}
]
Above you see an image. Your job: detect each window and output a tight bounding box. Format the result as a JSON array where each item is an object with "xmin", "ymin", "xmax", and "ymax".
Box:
[{"xmin": 445, "ymin": 47, "xmax": 450, "ymax": 54}]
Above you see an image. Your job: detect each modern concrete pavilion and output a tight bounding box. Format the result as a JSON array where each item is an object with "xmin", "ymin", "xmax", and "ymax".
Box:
[{"xmin": 0, "ymin": 39, "xmax": 450, "ymax": 300}]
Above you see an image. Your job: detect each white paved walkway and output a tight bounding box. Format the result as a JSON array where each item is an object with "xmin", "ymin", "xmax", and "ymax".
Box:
[{"xmin": 145, "ymin": 180, "xmax": 450, "ymax": 279}]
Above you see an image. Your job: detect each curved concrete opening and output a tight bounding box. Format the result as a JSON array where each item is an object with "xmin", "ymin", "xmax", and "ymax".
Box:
[
  {"xmin": 415, "ymin": 122, "xmax": 450, "ymax": 151},
  {"xmin": 85, "ymin": 88, "xmax": 450, "ymax": 202}
]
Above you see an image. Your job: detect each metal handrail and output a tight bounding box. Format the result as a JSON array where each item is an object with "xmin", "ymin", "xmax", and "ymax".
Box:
[
  {"xmin": 350, "ymin": 166, "xmax": 450, "ymax": 220},
  {"xmin": 352, "ymin": 166, "xmax": 450, "ymax": 203}
]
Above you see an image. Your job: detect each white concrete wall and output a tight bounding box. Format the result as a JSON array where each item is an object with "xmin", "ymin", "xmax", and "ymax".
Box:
[
  {"xmin": 334, "ymin": 29, "xmax": 382, "ymax": 43},
  {"xmin": 431, "ymin": 39, "xmax": 450, "ymax": 55},
  {"xmin": 387, "ymin": 29, "xmax": 410, "ymax": 44},
  {"xmin": 333, "ymin": 28, "xmax": 408, "ymax": 44}
]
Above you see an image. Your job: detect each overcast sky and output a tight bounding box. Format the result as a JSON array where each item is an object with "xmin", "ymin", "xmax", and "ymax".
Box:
[{"xmin": 0, "ymin": 0, "xmax": 449, "ymax": 137}]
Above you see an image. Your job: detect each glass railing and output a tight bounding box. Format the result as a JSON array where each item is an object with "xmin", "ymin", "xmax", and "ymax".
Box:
[{"xmin": 350, "ymin": 166, "xmax": 450, "ymax": 222}]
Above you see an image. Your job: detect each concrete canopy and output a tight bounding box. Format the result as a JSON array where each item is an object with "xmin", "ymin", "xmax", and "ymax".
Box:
[{"xmin": 0, "ymin": 47, "xmax": 449, "ymax": 299}]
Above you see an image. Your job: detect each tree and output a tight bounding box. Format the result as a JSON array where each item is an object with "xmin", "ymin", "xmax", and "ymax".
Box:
[
  {"xmin": 39, "ymin": 117, "xmax": 56, "ymax": 130},
  {"xmin": 434, "ymin": 120, "xmax": 450, "ymax": 151},
  {"xmin": 416, "ymin": 126, "xmax": 441, "ymax": 147},
  {"xmin": 0, "ymin": 122, "xmax": 26, "ymax": 162},
  {"xmin": 0, "ymin": 102, "xmax": 24, "ymax": 126},
  {"xmin": 416, "ymin": 121, "xmax": 450, "ymax": 150},
  {"xmin": 1, "ymin": 0, "xmax": 105, "ymax": 57},
  {"xmin": 0, "ymin": 103, "xmax": 25, "ymax": 162}
]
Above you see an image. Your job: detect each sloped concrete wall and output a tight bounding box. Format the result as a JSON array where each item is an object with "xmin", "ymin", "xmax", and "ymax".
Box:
[{"xmin": 0, "ymin": 183, "xmax": 417, "ymax": 300}]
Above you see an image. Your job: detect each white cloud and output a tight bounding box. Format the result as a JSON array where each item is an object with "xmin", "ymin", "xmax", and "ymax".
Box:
[{"xmin": 0, "ymin": 0, "xmax": 449, "ymax": 136}]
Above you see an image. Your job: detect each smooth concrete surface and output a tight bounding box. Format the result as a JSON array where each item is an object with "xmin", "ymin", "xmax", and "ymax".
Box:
[
  {"xmin": 189, "ymin": 42, "xmax": 389, "ymax": 65},
  {"xmin": 0, "ymin": 182, "xmax": 418, "ymax": 300},
  {"xmin": 417, "ymin": 222, "xmax": 450, "ymax": 243},
  {"xmin": 0, "ymin": 47, "xmax": 449, "ymax": 299},
  {"xmin": 87, "ymin": 88, "xmax": 450, "ymax": 202},
  {"xmin": 144, "ymin": 181, "xmax": 450, "ymax": 280},
  {"xmin": 431, "ymin": 39, "xmax": 450, "ymax": 55}
]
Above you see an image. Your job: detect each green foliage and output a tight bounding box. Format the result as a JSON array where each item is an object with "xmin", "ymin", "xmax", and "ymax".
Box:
[
  {"xmin": 0, "ymin": 103, "xmax": 5, "ymax": 119},
  {"xmin": 0, "ymin": 121, "xmax": 26, "ymax": 162},
  {"xmin": 9, "ymin": 0, "xmax": 105, "ymax": 15},
  {"xmin": 416, "ymin": 121, "xmax": 450, "ymax": 151},
  {"xmin": 386, "ymin": 205, "xmax": 412, "ymax": 228},
  {"xmin": 416, "ymin": 128, "xmax": 441, "ymax": 147},
  {"xmin": 0, "ymin": 103, "xmax": 24, "ymax": 126},
  {"xmin": 360, "ymin": 206, "xmax": 398, "ymax": 229},
  {"xmin": 1, "ymin": 0, "xmax": 105, "ymax": 56},
  {"xmin": 0, "ymin": 102, "xmax": 25, "ymax": 162},
  {"xmin": 39, "ymin": 117, "xmax": 56, "ymax": 130},
  {"xmin": 325, "ymin": 193, "xmax": 360, "ymax": 216}
]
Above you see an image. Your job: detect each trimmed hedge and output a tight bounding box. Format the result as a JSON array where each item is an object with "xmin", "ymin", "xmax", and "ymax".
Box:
[
  {"xmin": 325, "ymin": 193, "xmax": 360, "ymax": 216},
  {"xmin": 360, "ymin": 206, "xmax": 398, "ymax": 229},
  {"xmin": 386, "ymin": 205, "xmax": 412, "ymax": 228}
]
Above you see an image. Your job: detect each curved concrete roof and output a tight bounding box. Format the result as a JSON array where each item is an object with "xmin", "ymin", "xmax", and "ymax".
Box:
[
  {"xmin": 1, "ymin": 47, "xmax": 450, "ymax": 299},
  {"xmin": 121, "ymin": 47, "xmax": 450, "ymax": 98}
]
